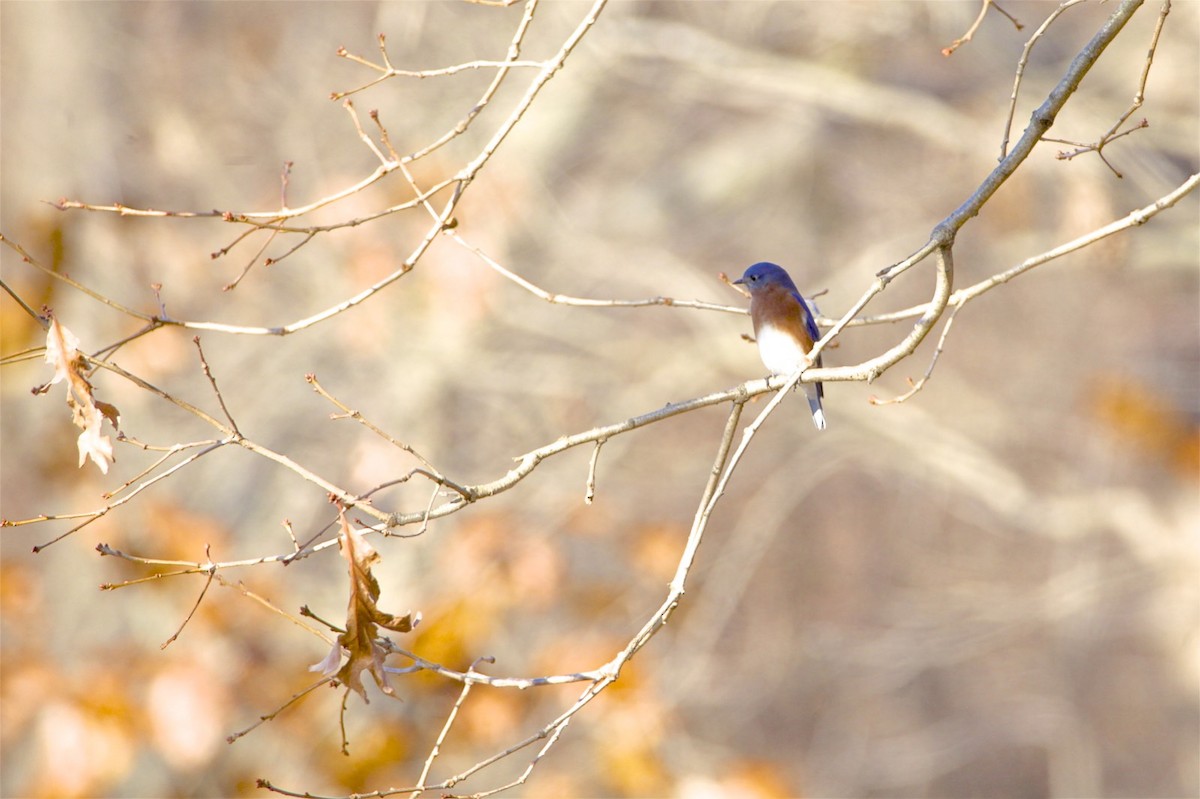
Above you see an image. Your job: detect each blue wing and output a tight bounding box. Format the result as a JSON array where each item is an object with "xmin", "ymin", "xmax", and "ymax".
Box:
[{"xmin": 791, "ymin": 290, "xmax": 821, "ymax": 344}]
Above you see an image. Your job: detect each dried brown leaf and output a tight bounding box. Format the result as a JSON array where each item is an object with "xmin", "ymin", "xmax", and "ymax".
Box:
[
  {"xmin": 44, "ymin": 317, "xmax": 80, "ymax": 388},
  {"xmin": 95, "ymin": 400, "xmax": 121, "ymax": 432},
  {"xmin": 323, "ymin": 506, "xmax": 418, "ymax": 702},
  {"xmin": 40, "ymin": 316, "xmax": 117, "ymax": 474},
  {"xmin": 77, "ymin": 403, "xmax": 115, "ymax": 474}
]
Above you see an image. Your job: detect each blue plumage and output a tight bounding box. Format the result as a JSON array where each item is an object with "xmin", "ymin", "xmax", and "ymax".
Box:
[{"xmin": 733, "ymin": 262, "xmax": 827, "ymax": 430}]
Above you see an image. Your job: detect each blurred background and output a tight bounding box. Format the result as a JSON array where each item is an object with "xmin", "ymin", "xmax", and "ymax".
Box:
[{"xmin": 2, "ymin": 2, "xmax": 1197, "ymax": 797}]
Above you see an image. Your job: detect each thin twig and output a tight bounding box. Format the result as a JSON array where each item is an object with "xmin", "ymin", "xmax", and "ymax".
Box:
[
  {"xmin": 943, "ymin": 0, "xmax": 1023, "ymax": 57},
  {"xmin": 192, "ymin": 337, "xmax": 240, "ymax": 435},
  {"xmin": 448, "ymin": 715, "xmax": 572, "ymax": 799},
  {"xmin": 214, "ymin": 574, "xmax": 334, "ymax": 641},
  {"xmin": 382, "ymin": 643, "xmax": 606, "ymax": 689},
  {"xmin": 228, "ymin": 676, "xmax": 335, "ymax": 743},
  {"xmin": 406, "ymin": 657, "xmax": 492, "ymax": 799},
  {"xmin": 21, "ymin": 440, "xmax": 227, "ymax": 550},
  {"xmin": 851, "ymin": 172, "xmax": 1200, "ymax": 326},
  {"xmin": 869, "ymin": 297, "xmax": 966, "ymax": 405},
  {"xmin": 91, "ymin": 321, "xmax": 165, "ymax": 361},
  {"xmin": 404, "ymin": 0, "xmax": 542, "ymax": 164},
  {"xmin": 102, "ymin": 438, "xmax": 219, "ymax": 500},
  {"xmin": 1000, "ymin": 0, "xmax": 1089, "ymax": 160},
  {"xmin": 1045, "ymin": 0, "xmax": 1170, "ymax": 175},
  {"xmin": 306, "ymin": 374, "xmax": 445, "ymax": 476},
  {"xmin": 222, "ymin": 221, "xmax": 282, "ymax": 290},
  {"xmin": 0, "ymin": 276, "xmax": 46, "ymax": 321},
  {"xmin": 160, "ymin": 546, "xmax": 217, "ymax": 649},
  {"xmin": 343, "ymin": 100, "xmax": 391, "ymax": 166},
  {"xmin": 584, "ymin": 439, "xmax": 604, "ymax": 504},
  {"xmin": 370, "ymin": 110, "xmax": 401, "ymax": 163},
  {"xmin": 335, "ymin": 60, "xmax": 545, "ymax": 100},
  {"xmin": 450, "ymin": 232, "xmax": 745, "ymax": 314},
  {"xmin": 282, "ymin": 519, "xmax": 300, "ymax": 552}
]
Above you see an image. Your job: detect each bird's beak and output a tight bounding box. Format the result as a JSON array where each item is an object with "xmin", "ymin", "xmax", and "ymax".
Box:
[{"xmin": 732, "ymin": 277, "xmax": 745, "ymax": 285}]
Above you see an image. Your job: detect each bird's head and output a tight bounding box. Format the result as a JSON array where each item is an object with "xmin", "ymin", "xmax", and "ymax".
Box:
[{"xmin": 733, "ymin": 262, "xmax": 796, "ymax": 295}]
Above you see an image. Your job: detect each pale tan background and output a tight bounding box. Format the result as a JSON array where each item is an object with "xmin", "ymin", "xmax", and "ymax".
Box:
[{"xmin": 2, "ymin": 2, "xmax": 1198, "ymax": 798}]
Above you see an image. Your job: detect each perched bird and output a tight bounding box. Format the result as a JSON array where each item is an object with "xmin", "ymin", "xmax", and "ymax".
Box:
[{"xmin": 733, "ymin": 262, "xmax": 826, "ymax": 430}]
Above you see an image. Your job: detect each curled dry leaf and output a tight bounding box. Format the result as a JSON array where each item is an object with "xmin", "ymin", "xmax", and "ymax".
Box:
[
  {"xmin": 311, "ymin": 506, "xmax": 419, "ymax": 702},
  {"xmin": 39, "ymin": 316, "xmax": 120, "ymax": 474},
  {"xmin": 44, "ymin": 316, "xmax": 80, "ymax": 388},
  {"xmin": 75, "ymin": 402, "xmax": 115, "ymax": 473}
]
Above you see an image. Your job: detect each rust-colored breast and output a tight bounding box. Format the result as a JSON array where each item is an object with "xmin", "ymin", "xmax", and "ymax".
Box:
[{"xmin": 751, "ymin": 284, "xmax": 815, "ymax": 352}]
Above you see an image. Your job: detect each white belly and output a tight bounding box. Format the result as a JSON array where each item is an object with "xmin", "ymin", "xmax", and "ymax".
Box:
[{"xmin": 756, "ymin": 323, "xmax": 808, "ymax": 375}]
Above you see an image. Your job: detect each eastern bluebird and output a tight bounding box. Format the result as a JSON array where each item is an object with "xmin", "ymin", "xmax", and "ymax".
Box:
[{"xmin": 733, "ymin": 262, "xmax": 826, "ymax": 430}]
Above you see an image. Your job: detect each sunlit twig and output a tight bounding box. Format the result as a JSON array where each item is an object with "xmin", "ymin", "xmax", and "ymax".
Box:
[
  {"xmin": 160, "ymin": 546, "xmax": 217, "ymax": 649},
  {"xmin": 1043, "ymin": 0, "xmax": 1170, "ymax": 176},
  {"xmin": 942, "ymin": 0, "xmax": 1023, "ymax": 57},
  {"xmin": 869, "ymin": 297, "xmax": 966, "ymax": 405},
  {"xmin": 1000, "ymin": 0, "xmax": 1088, "ymax": 160}
]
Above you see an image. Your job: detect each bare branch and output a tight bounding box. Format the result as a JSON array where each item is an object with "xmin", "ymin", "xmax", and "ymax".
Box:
[
  {"xmin": 159, "ymin": 546, "xmax": 217, "ymax": 649},
  {"xmin": 1000, "ymin": 0, "xmax": 1090, "ymax": 160},
  {"xmin": 192, "ymin": 337, "xmax": 240, "ymax": 435},
  {"xmin": 5, "ymin": 1, "xmax": 1188, "ymax": 795},
  {"xmin": 406, "ymin": 663, "xmax": 480, "ymax": 799},
  {"xmin": 382, "ymin": 644, "xmax": 607, "ymax": 690},
  {"xmin": 102, "ymin": 437, "xmax": 222, "ymax": 500},
  {"xmin": 856, "ymin": 172, "xmax": 1200, "ymax": 326},
  {"xmin": 403, "ymin": 0, "xmax": 542, "ymax": 164},
  {"xmin": 306, "ymin": 374, "xmax": 446, "ymax": 477},
  {"xmin": 343, "ymin": 100, "xmax": 390, "ymax": 166},
  {"xmin": 584, "ymin": 439, "xmax": 604, "ymax": 505},
  {"xmin": 228, "ymin": 676, "xmax": 335, "ymax": 744},
  {"xmin": 948, "ymin": 0, "xmax": 1146, "ymax": 246},
  {"xmin": 943, "ymin": 0, "xmax": 1024, "ymax": 57},
  {"xmin": 1045, "ymin": 0, "xmax": 1171, "ymax": 175},
  {"xmin": 869, "ymin": 297, "xmax": 966, "ymax": 405},
  {"xmin": 451, "ymin": 232, "xmax": 745, "ymax": 314},
  {"xmin": 16, "ymin": 440, "xmax": 226, "ymax": 550},
  {"xmin": 221, "ymin": 222, "xmax": 282, "ymax": 290}
]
